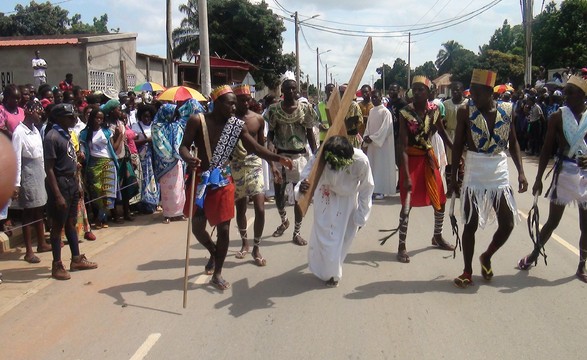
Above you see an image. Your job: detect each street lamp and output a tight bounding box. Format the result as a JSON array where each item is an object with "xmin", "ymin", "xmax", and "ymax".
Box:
[
  {"xmin": 293, "ymin": 12, "xmax": 319, "ymax": 92},
  {"xmin": 317, "ymin": 48, "xmax": 330, "ymax": 101},
  {"xmin": 325, "ymin": 64, "xmax": 336, "ymax": 89}
]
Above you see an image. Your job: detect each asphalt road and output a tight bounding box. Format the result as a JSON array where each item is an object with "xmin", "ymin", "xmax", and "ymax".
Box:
[{"xmin": 0, "ymin": 155, "xmax": 586, "ymax": 360}]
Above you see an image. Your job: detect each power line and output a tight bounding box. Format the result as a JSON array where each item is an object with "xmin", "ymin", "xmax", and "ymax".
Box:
[
  {"xmin": 2, "ymin": 0, "xmax": 74, "ymax": 14},
  {"xmin": 281, "ymin": 0, "xmax": 502, "ymax": 38},
  {"xmin": 285, "ymin": 0, "xmax": 499, "ymax": 30}
]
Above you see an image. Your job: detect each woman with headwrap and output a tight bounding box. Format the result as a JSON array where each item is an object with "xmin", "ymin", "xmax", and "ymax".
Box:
[
  {"xmin": 152, "ymin": 99, "xmax": 204, "ymax": 223},
  {"xmin": 102, "ymin": 99, "xmax": 139, "ymax": 222},
  {"xmin": 131, "ymin": 104, "xmax": 159, "ymax": 214},
  {"xmin": 80, "ymin": 107, "xmax": 119, "ymax": 229}
]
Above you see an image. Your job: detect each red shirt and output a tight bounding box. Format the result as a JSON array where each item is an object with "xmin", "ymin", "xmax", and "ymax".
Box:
[
  {"xmin": 0, "ymin": 104, "xmax": 25, "ymax": 135},
  {"xmin": 59, "ymin": 80, "xmax": 74, "ymax": 92}
]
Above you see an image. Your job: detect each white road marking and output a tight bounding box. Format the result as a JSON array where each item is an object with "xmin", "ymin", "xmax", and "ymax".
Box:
[
  {"xmin": 130, "ymin": 333, "xmax": 161, "ymax": 360},
  {"xmin": 518, "ymin": 210, "xmax": 580, "ymax": 256}
]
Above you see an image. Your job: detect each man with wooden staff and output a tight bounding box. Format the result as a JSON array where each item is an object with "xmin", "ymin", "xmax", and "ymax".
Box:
[
  {"xmin": 517, "ymin": 75, "xmax": 587, "ymax": 283},
  {"xmin": 180, "ymin": 85, "xmax": 292, "ymax": 291},
  {"xmin": 450, "ymin": 69, "xmax": 527, "ymax": 289},
  {"xmin": 396, "ymin": 76, "xmax": 455, "ymax": 264}
]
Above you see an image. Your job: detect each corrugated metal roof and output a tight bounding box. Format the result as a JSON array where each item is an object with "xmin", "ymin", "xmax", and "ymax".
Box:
[{"xmin": 0, "ymin": 38, "xmax": 80, "ymax": 46}]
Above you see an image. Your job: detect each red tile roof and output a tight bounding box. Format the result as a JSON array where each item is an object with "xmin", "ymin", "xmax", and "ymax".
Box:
[
  {"xmin": 0, "ymin": 38, "xmax": 80, "ymax": 46},
  {"xmin": 190, "ymin": 56, "xmax": 253, "ymax": 71}
]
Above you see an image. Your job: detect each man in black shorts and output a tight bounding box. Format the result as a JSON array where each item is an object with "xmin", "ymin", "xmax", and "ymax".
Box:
[{"xmin": 44, "ymin": 103, "xmax": 97, "ymax": 280}]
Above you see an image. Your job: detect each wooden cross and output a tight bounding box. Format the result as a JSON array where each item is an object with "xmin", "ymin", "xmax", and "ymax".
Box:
[{"xmin": 297, "ymin": 37, "xmax": 373, "ymax": 215}]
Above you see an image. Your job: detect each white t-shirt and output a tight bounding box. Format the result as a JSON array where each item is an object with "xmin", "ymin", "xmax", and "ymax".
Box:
[
  {"xmin": 127, "ymin": 109, "xmax": 138, "ymax": 127},
  {"xmin": 131, "ymin": 121, "xmax": 151, "ymax": 141},
  {"xmin": 32, "ymin": 58, "xmax": 47, "ymax": 77},
  {"xmin": 90, "ymin": 130, "xmax": 111, "ymax": 158}
]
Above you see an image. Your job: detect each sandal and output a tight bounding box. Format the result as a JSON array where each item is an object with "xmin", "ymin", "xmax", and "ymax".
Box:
[
  {"xmin": 292, "ymin": 234, "xmax": 307, "ymax": 246},
  {"xmin": 235, "ymin": 249, "xmax": 249, "ymax": 259},
  {"xmin": 325, "ymin": 277, "xmax": 339, "ymax": 287},
  {"xmin": 517, "ymin": 256, "xmax": 533, "ymax": 270},
  {"xmin": 454, "ymin": 273, "xmax": 473, "ymax": 289},
  {"xmin": 162, "ymin": 217, "xmax": 171, "ymax": 224},
  {"xmin": 480, "ymin": 255, "xmax": 493, "ymax": 280},
  {"xmin": 204, "ymin": 257, "xmax": 215, "ymax": 275},
  {"xmin": 396, "ymin": 249, "xmax": 410, "ymax": 263},
  {"xmin": 209, "ymin": 277, "xmax": 231, "ymax": 290},
  {"xmin": 272, "ymin": 219, "xmax": 290, "ymax": 237},
  {"xmin": 24, "ymin": 254, "xmax": 41, "ymax": 264},
  {"xmin": 431, "ymin": 236, "xmax": 455, "ymax": 251},
  {"xmin": 253, "ymin": 256, "xmax": 267, "ymax": 267}
]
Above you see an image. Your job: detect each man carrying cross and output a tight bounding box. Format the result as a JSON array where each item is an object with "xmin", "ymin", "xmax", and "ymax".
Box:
[
  {"xmin": 180, "ymin": 85, "xmax": 292, "ymax": 290},
  {"xmin": 517, "ymin": 75, "xmax": 587, "ymax": 283}
]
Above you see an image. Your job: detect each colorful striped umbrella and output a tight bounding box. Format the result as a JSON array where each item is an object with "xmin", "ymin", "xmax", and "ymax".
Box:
[
  {"xmin": 134, "ymin": 82, "xmax": 166, "ymax": 92},
  {"xmin": 157, "ymin": 86, "xmax": 207, "ymax": 102},
  {"xmin": 493, "ymin": 84, "xmax": 514, "ymax": 94}
]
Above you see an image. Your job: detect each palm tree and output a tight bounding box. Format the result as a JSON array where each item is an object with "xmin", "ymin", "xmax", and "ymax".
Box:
[
  {"xmin": 172, "ymin": 0, "xmax": 199, "ymax": 60},
  {"xmin": 435, "ymin": 40, "xmax": 464, "ymax": 75}
]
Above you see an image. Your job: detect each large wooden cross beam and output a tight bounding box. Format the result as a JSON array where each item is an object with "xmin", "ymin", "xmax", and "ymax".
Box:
[{"xmin": 298, "ymin": 37, "xmax": 373, "ymax": 215}]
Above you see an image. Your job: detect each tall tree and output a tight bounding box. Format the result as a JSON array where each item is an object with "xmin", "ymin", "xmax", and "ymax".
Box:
[
  {"xmin": 414, "ymin": 61, "xmax": 438, "ymax": 80},
  {"xmin": 435, "ymin": 40, "xmax": 464, "ymax": 75},
  {"xmin": 449, "ymin": 48, "xmax": 478, "ymax": 88},
  {"xmin": 0, "ymin": 1, "xmax": 110, "ymax": 36},
  {"xmin": 172, "ymin": 0, "xmax": 288, "ymax": 89},
  {"xmin": 480, "ymin": 20, "xmax": 524, "ymax": 56},
  {"xmin": 374, "ymin": 59, "xmax": 411, "ymax": 90},
  {"xmin": 533, "ymin": 0, "xmax": 587, "ymax": 70},
  {"xmin": 477, "ymin": 49, "xmax": 525, "ymax": 88}
]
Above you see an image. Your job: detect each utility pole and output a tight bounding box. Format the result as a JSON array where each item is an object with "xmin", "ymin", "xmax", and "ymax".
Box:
[
  {"xmin": 522, "ymin": 0, "xmax": 533, "ymax": 86},
  {"xmin": 166, "ymin": 0, "xmax": 174, "ymax": 87},
  {"xmin": 294, "ymin": 11, "xmax": 300, "ymax": 92},
  {"xmin": 382, "ymin": 62, "xmax": 385, "ymax": 93},
  {"xmin": 407, "ymin": 32, "xmax": 411, "ymax": 88},
  {"xmin": 198, "ymin": 0, "xmax": 211, "ymax": 96},
  {"xmin": 325, "ymin": 64, "xmax": 328, "ymax": 88},
  {"xmin": 316, "ymin": 48, "xmax": 319, "ymax": 101}
]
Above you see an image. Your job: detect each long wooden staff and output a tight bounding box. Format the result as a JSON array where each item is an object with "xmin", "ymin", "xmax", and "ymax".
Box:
[{"xmin": 183, "ymin": 147, "xmax": 198, "ymax": 309}]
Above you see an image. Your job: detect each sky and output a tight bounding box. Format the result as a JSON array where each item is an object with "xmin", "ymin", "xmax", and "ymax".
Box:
[{"xmin": 2, "ymin": 0, "xmax": 563, "ymax": 89}]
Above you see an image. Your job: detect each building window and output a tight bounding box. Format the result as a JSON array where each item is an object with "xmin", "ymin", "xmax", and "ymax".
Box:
[
  {"xmin": 1, "ymin": 71, "xmax": 13, "ymax": 90},
  {"xmin": 126, "ymin": 74, "xmax": 136, "ymax": 91},
  {"xmin": 89, "ymin": 70, "xmax": 115, "ymax": 92}
]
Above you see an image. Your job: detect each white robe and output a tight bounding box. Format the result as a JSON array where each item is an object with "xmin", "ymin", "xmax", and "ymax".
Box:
[
  {"xmin": 297, "ymin": 149, "xmax": 374, "ymax": 281},
  {"xmin": 363, "ymin": 105, "xmax": 396, "ymax": 195}
]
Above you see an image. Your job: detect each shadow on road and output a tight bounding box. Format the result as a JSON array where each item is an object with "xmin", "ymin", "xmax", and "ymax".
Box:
[
  {"xmin": 346, "ymin": 247, "xmax": 442, "ymax": 268},
  {"xmin": 344, "ymin": 271, "xmax": 576, "ymax": 300},
  {"xmin": 214, "ymin": 264, "xmax": 326, "ymax": 317}
]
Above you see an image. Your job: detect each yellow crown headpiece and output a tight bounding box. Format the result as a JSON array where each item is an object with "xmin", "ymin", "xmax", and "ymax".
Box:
[
  {"xmin": 210, "ymin": 85, "xmax": 233, "ymax": 101},
  {"xmin": 412, "ymin": 75, "xmax": 432, "ymax": 89},
  {"xmin": 471, "ymin": 69, "xmax": 497, "ymax": 88},
  {"xmin": 232, "ymin": 84, "xmax": 251, "ymax": 96},
  {"xmin": 567, "ymin": 75, "xmax": 587, "ymax": 95}
]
